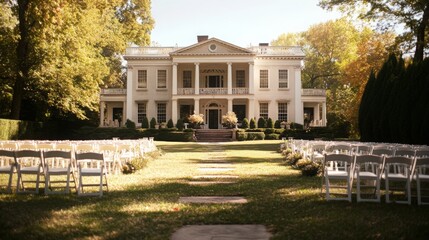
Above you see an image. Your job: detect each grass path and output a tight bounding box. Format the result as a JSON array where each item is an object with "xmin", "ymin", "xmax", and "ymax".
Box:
[{"xmin": 1, "ymin": 141, "xmax": 429, "ymax": 239}]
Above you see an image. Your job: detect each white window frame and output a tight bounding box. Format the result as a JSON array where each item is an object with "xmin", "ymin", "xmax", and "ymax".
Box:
[
  {"xmin": 236, "ymin": 70, "xmax": 245, "ymax": 88},
  {"xmin": 259, "ymin": 102, "xmax": 269, "ymax": 119},
  {"xmin": 278, "ymin": 102, "xmax": 288, "ymax": 122},
  {"xmin": 259, "ymin": 69, "xmax": 268, "ymax": 88},
  {"xmin": 137, "ymin": 103, "xmax": 147, "ymax": 123},
  {"xmin": 157, "ymin": 69, "xmax": 167, "ymax": 89},
  {"xmin": 278, "ymin": 69, "xmax": 288, "ymax": 89},
  {"xmin": 137, "ymin": 70, "xmax": 147, "ymax": 89},
  {"xmin": 157, "ymin": 102, "xmax": 167, "ymax": 123},
  {"xmin": 183, "ymin": 70, "xmax": 192, "ymax": 88}
]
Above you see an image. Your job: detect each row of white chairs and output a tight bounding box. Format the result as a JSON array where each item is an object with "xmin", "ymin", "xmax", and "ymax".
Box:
[
  {"xmin": 0, "ymin": 149, "xmax": 107, "ymax": 196},
  {"xmin": 282, "ymin": 140, "xmax": 429, "ymax": 205}
]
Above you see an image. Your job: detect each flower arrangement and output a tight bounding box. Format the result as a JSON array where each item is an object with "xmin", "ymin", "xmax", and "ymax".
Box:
[
  {"xmin": 188, "ymin": 113, "xmax": 204, "ymax": 128},
  {"xmin": 222, "ymin": 111, "xmax": 238, "ymax": 129}
]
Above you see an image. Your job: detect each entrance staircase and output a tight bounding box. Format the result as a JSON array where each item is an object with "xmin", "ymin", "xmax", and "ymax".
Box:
[{"xmin": 195, "ymin": 129, "xmax": 234, "ymax": 142}]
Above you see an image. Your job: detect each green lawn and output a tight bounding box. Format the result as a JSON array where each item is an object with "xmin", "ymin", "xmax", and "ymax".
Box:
[{"xmin": 1, "ymin": 141, "xmax": 429, "ymax": 239}]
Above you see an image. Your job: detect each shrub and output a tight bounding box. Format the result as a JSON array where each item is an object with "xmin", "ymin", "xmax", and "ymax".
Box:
[
  {"xmin": 176, "ymin": 118, "xmax": 184, "ymax": 130},
  {"xmin": 122, "ymin": 157, "xmax": 147, "ymax": 174},
  {"xmin": 236, "ymin": 132, "xmax": 248, "ymax": 141},
  {"xmin": 274, "ymin": 120, "xmax": 281, "ymax": 129},
  {"xmin": 183, "ymin": 128, "xmax": 194, "ymax": 132},
  {"xmin": 141, "ymin": 117, "xmax": 149, "ymax": 128},
  {"xmin": 250, "ymin": 118, "xmax": 256, "ymax": 129},
  {"xmin": 247, "ymin": 132, "xmax": 265, "ymax": 140},
  {"xmin": 265, "ymin": 133, "xmax": 280, "ymax": 140},
  {"xmin": 257, "ymin": 117, "xmax": 267, "ymax": 128},
  {"xmin": 282, "ymin": 148, "xmax": 293, "ymax": 156},
  {"xmin": 125, "ymin": 119, "xmax": 136, "ymax": 129},
  {"xmin": 300, "ymin": 161, "xmax": 321, "ymax": 176},
  {"xmin": 246, "ymin": 128, "xmax": 264, "ymax": 132},
  {"xmin": 274, "ymin": 129, "xmax": 285, "ymax": 135},
  {"xmin": 222, "ymin": 111, "xmax": 238, "ymax": 128},
  {"xmin": 241, "ymin": 118, "xmax": 249, "ymax": 128},
  {"xmin": 264, "ymin": 128, "xmax": 275, "ymax": 134},
  {"xmin": 150, "ymin": 118, "xmax": 157, "ymax": 129},
  {"xmin": 285, "ymin": 152, "xmax": 303, "ymax": 165},
  {"xmin": 189, "ymin": 113, "xmax": 204, "ymax": 126},
  {"xmin": 167, "ymin": 119, "xmax": 174, "ymax": 128},
  {"xmin": 266, "ymin": 118, "xmax": 274, "ymax": 128},
  {"xmin": 296, "ymin": 159, "xmax": 312, "ymax": 169}
]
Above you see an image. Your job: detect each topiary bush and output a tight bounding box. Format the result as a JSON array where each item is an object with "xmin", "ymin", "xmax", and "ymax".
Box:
[
  {"xmin": 267, "ymin": 118, "xmax": 274, "ymax": 128},
  {"xmin": 250, "ymin": 118, "xmax": 256, "ymax": 129},
  {"xmin": 274, "ymin": 120, "xmax": 281, "ymax": 129},
  {"xmin": 247, "ymin": 132, "xmax": 265, "ymax": 140},
  {"xmin": 141, "ymin": 116, "xmax": 149, "ymax": 128},
  {"xmin": 241, "ymin": 118, "xmax": 249, "ymax": 129},
  {"xmin": 167, "ymin": 119, "xmax": 174, "ymax": 128},
  {"xmin": 125, "ymin": 119, "xmax": 136, "ymax": 129},
  {"xmin": 176, "ymin": 118, "xmax": 184, "ymax": 131},
  {"xmin": 150, "ymin": 118, "xmax": 157, "ymax": 129},
  {"xmin": 265, "ymin": 133, "xmax": 280, "ymax": 140},
  {"xmin": 257, "ymin": 117, "xmax": 267, "ymax": 128},
  {"xmin": 236, "ymin": 132, "xmax": 248, "ymax": 141}
]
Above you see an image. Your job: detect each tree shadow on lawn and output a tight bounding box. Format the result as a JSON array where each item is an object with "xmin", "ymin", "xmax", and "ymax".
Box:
[{"xmin": 2, "ymin": 173, "xmax": 429, "ymax": 239}]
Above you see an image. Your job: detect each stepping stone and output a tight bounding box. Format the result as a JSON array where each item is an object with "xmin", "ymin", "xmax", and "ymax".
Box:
[
  {"xmin": 179, "ymin": 196, "xmax": 248, "ymax": 204},
  {"xmin": 198, "ymin": 163, "xmax": 234, "ymax": 168},
  {"xmin": 199, "ymin": 167, "xmax": 235, "ymax": 172},
  {"xmin": 188, "ymin": 181, "xmax": 235, "ymax": 185},
  {"xmin": 171, "ymin": 225, "xmax": 271, "ymax": 240},
  {"xmin": 193, "ymin": 175, "xmax": 239, "ymax": 179}
]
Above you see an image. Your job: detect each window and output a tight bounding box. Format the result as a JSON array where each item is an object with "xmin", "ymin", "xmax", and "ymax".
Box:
[
  {"xmin": 278, "ymin": 102, "xmax": 288, "ymax": 122},
  {"xmin": 259, "ymin": 102, "xmax": 268, "ymax": 119},
  {"xmin": 279, "ymin": 69, "xmax": 288, "ymax": 88},
  {"xmin": 157, "ymin": 70, "xmax": 167, "ymax": 88},
  {"xmin": 260, "ymin": 70, "xmax": 268, "ymax": 88},
  {"xmin": 137, "ymin": 70, "xmax": 147, "ymax": 88},
  {"xmin": 183, "ymin": 71, "xmax": 192, "ymax": 88},
  {"xmin": 236, "ymin": 70, "xmax": 245, "ymax": 87},
  {"xmin": 157, "ymin": 103, "xmax": 167, "ymax": 123},
  {"xmin": 137, "ymin": 103, "xmax": 147, "ymax": 123}
]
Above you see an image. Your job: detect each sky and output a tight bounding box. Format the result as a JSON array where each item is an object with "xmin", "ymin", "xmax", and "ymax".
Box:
[{"xmin": 150, "ymin": 0, "xmax": 343, "ymax": 47}]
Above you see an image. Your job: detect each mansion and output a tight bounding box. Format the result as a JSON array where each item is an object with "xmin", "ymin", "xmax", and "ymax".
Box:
[{"xmin": 99, "ymin": 36, "xmax": 327, "ymax": 129}]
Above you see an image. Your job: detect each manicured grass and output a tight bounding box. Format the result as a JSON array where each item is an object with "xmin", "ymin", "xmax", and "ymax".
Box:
[{"xmin": 1, "ymin": 141, "xmax": 429, "ymax": 239}]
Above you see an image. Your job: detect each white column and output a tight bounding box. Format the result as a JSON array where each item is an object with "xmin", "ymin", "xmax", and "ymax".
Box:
[
  {"xmin": 248, "ymin": 99, "xmax": 255, "ymax": 120},
  {"xmin": 195, "ymin": 63, "xmax": 200, "ymax": 95},
  {"xmin": 294, "ymin": 67, "xmax": 303, "ymax": 125},
  {"xmin": 227, "ymin": 62, "xmax": 232, "ymax": 94},
  {"xmin": 122, "ymin": 101, "xmax": 127, "ymax": 127},
  {"xmin": 126, "ymin": 66, "xmax": 134, "ymax": 123},
  {"xmin": 99, "ymin": 101, "xmax": 105, "ymax": 127},
  {"xmin": 194, "ymin": 99, "xmax": 200, "ymax": 114},
  {"xmin": 322, "ymin": 102, "xmax": 327, "ymax": 126},
  {"xmin": 172, "ymin": 99, "xmax": 178, "ymax": 124},
  {"xmin": 248, "ymin": 62, "xmax": 254, "ymax": 94},
  {"xmin": 228, "ymin": 98, "xmax": 233, "ymax": 113},
  {"xmin": 172, "ymin": 63, "xmax": 178, "ymax": 95}
]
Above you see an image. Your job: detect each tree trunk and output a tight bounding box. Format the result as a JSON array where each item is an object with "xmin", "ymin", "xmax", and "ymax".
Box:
[
  {"xmin": 10, "ymin": 0, "xmax": 30, "ymax": 120},
  {"xmin": 414, "ymin": 4, "xmax": 429, "ymax": 62}
]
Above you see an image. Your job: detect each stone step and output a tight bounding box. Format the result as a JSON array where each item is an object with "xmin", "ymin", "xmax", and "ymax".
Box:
[
  {"xmin": 188, "ymin": 181, "xmax": 236, "ymax": 185},
  {"xmin": 171, "ymin": 225, "xmax": 272, "ymax": 240},
  {"xmin": 193, "ymin": 175, "xmax": 239, "ymax": 179},
  {"xmin": 179, "ymin": 196, "xmax": 247, "ymax": 204}
]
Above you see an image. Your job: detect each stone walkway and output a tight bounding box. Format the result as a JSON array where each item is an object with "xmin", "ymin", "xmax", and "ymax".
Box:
[{"xmin": 174, "ymin": 142, "xmax": 271, "ymax": 239}]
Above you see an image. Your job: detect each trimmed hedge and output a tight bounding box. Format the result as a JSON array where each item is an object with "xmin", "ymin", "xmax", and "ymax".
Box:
[
  {"xmin": 265, "ymin": 133, "xmax": 280, "ymax": 140},
  {"xmin": 247, "ymin": 132, "xmax": 265, "ymax": 140},
  {"xmin": 0, "ymin": 118, "xmax": 43, "ymax": 140}
]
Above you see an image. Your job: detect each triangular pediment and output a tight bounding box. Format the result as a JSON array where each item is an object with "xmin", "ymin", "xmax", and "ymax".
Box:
[{"xmin": 170, "ymin": 38, "xmax": 254, "ymax": 56}]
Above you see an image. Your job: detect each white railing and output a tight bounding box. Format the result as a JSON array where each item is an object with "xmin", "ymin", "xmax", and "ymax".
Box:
[
  {"xmin": 301, "ymin": 89, "xmax": 326, "ymax": 96},
  {"xmin": 125, "ymin": 47, "xmax": 181, "ymax": 56},
  {"xmin": 248, "ymin": 46, "xmax": 305, "ymax": 56},
  {"xmin": 232, "ymin": 88, "xmax": 249, "ymax": 94},
  {"xmin": 100, "ymin": 88, "xmax": 126, "ymax": 95},
  {"xmin": 199, "ymin": 88, "xmax": 228, "ymax": 95},
  {"xmin": 177, "ymin": 88, "xmax": 195, "ymax": 95}
]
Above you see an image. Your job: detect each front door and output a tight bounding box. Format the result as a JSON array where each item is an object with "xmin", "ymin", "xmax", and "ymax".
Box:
[{"xmin": 208, "ymin": 109, "xmax": 219, "ymax": 129}]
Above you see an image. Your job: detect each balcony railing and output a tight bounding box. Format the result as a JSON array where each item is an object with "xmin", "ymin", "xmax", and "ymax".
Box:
[
  {"xmin": 199, "ymin": 88, "xmax": 228, "ymax": 95},
  {"xmin": 248, "ymin": 46, "xmax": 305, "ymax": 56},
  {"xmin": 177, "ymin": 88, "xmax": 195, "ymax": 95},
  {"xmin": 301, "ymin": 89, "xmax": 326, "ymax": 96},
  {"xmin": 100, "ymin": 88, "xmax": 126, "ymax": 95},
  {"xmin": 125, "ymin": 47, "xmax": 181, "ymax": 56},
  {"xmin": 232, "ymin": 88, "xmax": 249, "ymax": 94}
]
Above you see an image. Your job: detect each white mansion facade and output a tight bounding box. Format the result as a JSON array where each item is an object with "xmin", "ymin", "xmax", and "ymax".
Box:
[{"xmin": 99, "ymin": 36, "xmax": 327, "ymax": 129}]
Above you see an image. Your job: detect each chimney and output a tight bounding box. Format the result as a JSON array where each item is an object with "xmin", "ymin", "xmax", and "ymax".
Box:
[
  {"xmin": 197, "ymin": 35, "xmax": 209, "ymax": 43},
  {"xmin": 259, "ymin": 43, "xmax": 269, "ymax": 46}
]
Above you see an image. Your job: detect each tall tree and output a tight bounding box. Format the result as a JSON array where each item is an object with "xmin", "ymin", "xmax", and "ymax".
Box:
[
  {"xmin": 319, "ymin": 0, "xmax": 429, "ymax": 62},
  {"xmin": 2, "ymin": 0, "xmax": 154, "ymax": 120}
]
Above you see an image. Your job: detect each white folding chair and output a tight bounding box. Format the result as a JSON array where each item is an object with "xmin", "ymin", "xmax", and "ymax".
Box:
[
  {"xmin": 75, "ymin": 152, "xmax": 108, "ymax": 197},
  {"xmin": 383, "ymin": 156, "xmax": 414, "ymax": 204},
  {"xmin": 43, "ymin": 150, "xmax": 75, "ymax": 195},
  {"xmin": 15, "ymin": 150, "xmax": 44, "ymax": 194},
  {"xmin": 395, "ymin": 146, "xmax": 416, "ymax": 157},
  {"xmin": 414, "ymin": 157, "xmax": 429, "ymax": 205},
  {"xmin": 0, "ymin": 150, "xmax": 16, "ymax": 193},
  {"xmin": 309, "ymin": 143, "xmax": 326, "ymax": 162},
  {"xmin": 354, "ymin": 144, "xmax": 373, "ymax": 155},
  {"xmin": 322, "ymin": 153, "xmax": 354, "ymax": 202},
  {"xmin": 99, "ymin": 144, "xmax": 120, "ymax": 175},
  {"xmin": 354, "ymin": 155, "xmax": 384, "ymax": 202}
]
